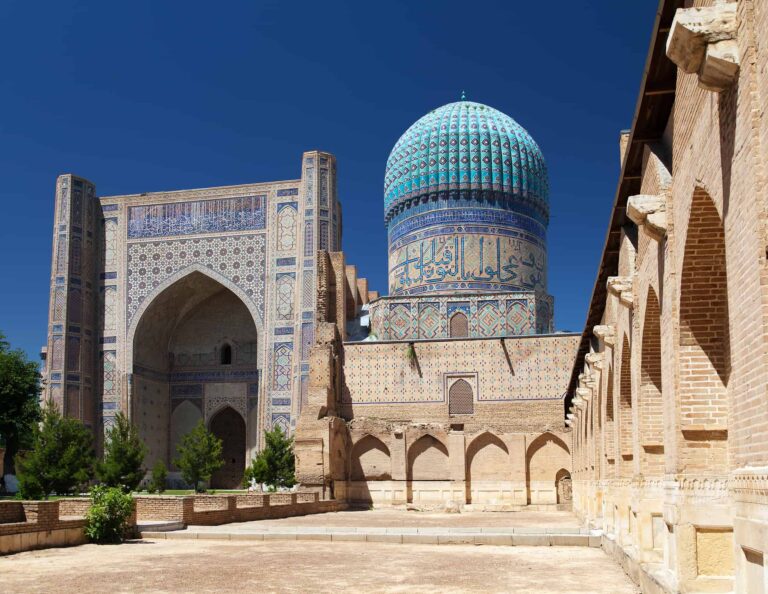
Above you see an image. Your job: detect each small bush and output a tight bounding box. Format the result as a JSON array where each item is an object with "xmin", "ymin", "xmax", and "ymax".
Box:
[
  {"xmin": 147, "ymin": 459, "xmax": 167, "ymax": 494},
  {"xmin": 84, "ymin": 485, "xmax": 134, "ymax": 544}
]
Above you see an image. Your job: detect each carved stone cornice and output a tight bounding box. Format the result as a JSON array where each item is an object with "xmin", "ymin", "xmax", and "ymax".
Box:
[
  {"xmin": 607, "ymin": 276, "xmax": 634, "ymax": 310},
  {"xmin": 666, "ymin": 3, "xmax": 739, "ymax": 92},
  {"xmin": 585, "ymin": 352, "xmax": 603, "ymax": 368},
  {"xmin": 627, "ymin": 194, "xmax": 667, "ymax": 240},
  {"xmin": 593, "ymin": 325, "xmax": 616, "ymax": 347}
]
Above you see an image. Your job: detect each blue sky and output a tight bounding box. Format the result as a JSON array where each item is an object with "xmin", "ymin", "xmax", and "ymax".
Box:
[{"xmin": 0, "ymin": 0, "xmax": 657, "ymax": 358}]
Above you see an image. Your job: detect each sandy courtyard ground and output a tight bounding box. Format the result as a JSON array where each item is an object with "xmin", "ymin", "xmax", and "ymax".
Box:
[{"xmin": 1, "ymin": 539, "xmax": 639, "ymax": 594}]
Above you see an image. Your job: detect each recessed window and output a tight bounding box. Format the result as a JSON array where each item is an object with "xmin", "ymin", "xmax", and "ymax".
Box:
[
  {"xmin": 449, "ymin": 312, "xmax": 469, "ymax": 338},
  {"xmin": 220, "ymin": 343, "xmax": 232, "ymax": 365},
  {"xmin": 448, "ymin": 378, "xmax": 473, "ymax": 415}
]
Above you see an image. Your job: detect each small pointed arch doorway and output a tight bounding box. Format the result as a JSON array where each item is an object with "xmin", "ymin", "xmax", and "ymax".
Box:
[{"xmin": 209, "ymin": 406, "xmax": 247, "ymax": 489}]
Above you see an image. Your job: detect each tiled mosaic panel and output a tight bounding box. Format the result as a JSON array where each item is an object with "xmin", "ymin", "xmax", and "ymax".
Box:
[
  {"xmin": 302, "ymin": 273, "xmax": 313, "ymax": 309},
  {"xmin": 303, "ymin": 223, "xmax": 314, "ymax": 257},
  {"xmin": 126, "ymin": 234, "xmax": 266, "ymax": 327},
  {"xmin": 371, "ymin": 294, "xmax": 537, "ymax": 340},
  {"xmin": 389, "ymin": 232, "xmax": 547, "ymax": 295},
  {"xmin": 301, "ymin": 322, "xmax": 313, "ymax": 360},
  {"xmin": 271, "ymin": 343, "xmax": 293, "ymax": 391},
  {"xmin": 319, "ymin": 169, "xmax": 329, "ymax": 207},
  {"xmin": 127, "ymin": 195, "xmax": 266, "ymax": 239},
  {"xmin": 275, "ymin": 273, "xmax": 295, "ymax": 321},
  {"xmin": 104, "ymin": 218, "xmax": 118, "ymax": 269},
  {"xmin": 102, "ymin": 286, "xmax": 117, "ymax": 332},
  {"xmin": 102, "ymin": 350, "xmax": 117, "ymax": 397},
  {"xmin": 271, "ymin": 413, "xmax": 290, "ymax": 433},
  {"xmin": 418, "ymin": 303, "xmax": 440, "ymax": 339},
  {"xmin": 276, "ymin": 203, "xmax": 297, "ymax": 251}
]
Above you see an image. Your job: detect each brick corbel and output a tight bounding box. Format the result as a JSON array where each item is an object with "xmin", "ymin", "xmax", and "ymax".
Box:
[
  {"xmin": 666, "ymin": 3, "xmax": 739, "ymax": 92},
  {"xmin": 593, "ymin": 324, "xmax": 616, "ymax": 347},
  {"xmin": 576, "ymin": 388, "xmax": 592, "ymax": 402}
]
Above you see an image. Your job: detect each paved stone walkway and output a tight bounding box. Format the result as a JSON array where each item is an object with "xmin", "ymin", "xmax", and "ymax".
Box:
[
  {"xmin": 0, "ymin": 539, "xmax": 640, "ymax": 593},
  {"xmin": 141, "ymin": 509, "xmax": 596, "ymax": 546}
]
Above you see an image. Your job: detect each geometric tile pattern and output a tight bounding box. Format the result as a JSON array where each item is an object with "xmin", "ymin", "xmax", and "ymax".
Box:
[
  {"xmin": 276, "ymin": 203, "xmax": 297, "ymax": 251},
  {"xmin": 275, "ymin": 273, "xmax": 295, "ymax": 321},
  {"xmin": 126, "ymin": 234, "xmax": 266, "ymax": 327},
  {"xmin": 272, "ymin": 343, "xmax": 293, "ymax": 392},
  {"xmin": 418, "ymin": 302, "xmax": 440, "ymax": 339},
  {"xmin": 370, "ymin": 292, "xmax": 545, "ymax": 341}
]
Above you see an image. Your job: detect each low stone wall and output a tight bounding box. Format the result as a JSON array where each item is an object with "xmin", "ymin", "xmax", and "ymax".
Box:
[
  {"xmin": 134, "ymin": 492, "xmax": 346, "ymax": 526},
  {"xmin": 1, "ymin": 492, "xmax": 345, "ymax": 555},
  {"xmin": 0, "ymin": 500, "xmax": 88, "ymax": 555}
]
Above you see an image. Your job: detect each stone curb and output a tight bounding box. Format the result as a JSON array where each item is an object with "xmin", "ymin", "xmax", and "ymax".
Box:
[{"xmin": 140, "ymin": 531, "xmax": 596, "ymax": 547}]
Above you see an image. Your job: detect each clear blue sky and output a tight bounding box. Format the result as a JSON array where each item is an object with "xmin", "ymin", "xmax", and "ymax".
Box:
[{"xmin": 0, "ymin": 0, "xmax": 657, "ymax": 358}]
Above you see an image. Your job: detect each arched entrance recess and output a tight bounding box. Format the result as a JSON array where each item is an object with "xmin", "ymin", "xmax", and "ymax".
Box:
[
  {"xmin": 130, "ymin": 271, "xmax": 259, "ymax": 476},
  {"xmin": 209, "ymin": 407, "xmax": 246, "ymax": 488}
]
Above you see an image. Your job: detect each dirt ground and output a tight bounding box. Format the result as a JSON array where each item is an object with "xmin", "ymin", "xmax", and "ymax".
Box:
[
  {"xmin": 1, "ymin": 539, "xmax": 639, "ymax": 594},
  {"xmin": 203, "ymin": 508, "xmax": 580, "ymax": 529}
]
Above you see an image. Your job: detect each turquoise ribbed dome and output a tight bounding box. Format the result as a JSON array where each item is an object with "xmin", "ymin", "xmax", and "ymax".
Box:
[{"xmin": 384, "ymin": 100, "xmax": 549, "ymax": 223}]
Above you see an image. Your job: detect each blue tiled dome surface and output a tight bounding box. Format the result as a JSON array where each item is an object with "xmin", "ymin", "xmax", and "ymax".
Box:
[{"xmin": 384, "ymin": 100, "xmax": 549, "ymax": 223}]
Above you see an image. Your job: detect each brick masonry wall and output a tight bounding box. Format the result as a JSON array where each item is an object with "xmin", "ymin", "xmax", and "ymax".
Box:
[
  {"xmin": 340, "ymin": 334, "xmax": 579, "ymax": 434},
  {"xmin": 133, "ymin": 492, "xmax": 346, "ymax": 526}
]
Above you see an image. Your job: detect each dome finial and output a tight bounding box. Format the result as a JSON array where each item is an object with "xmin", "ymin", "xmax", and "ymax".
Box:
[{"xmin": 460, "ymin": 90, "xmax": 467, "ymax": 101}]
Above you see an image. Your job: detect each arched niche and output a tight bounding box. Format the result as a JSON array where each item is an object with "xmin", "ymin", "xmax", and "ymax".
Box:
[
  {"xmin": 130, "ymin": 271, "xmax": 259, "ymax": 469},
  {"xmin": 526, "ymin": 432, "xmax": 570, "ymax": 505}
]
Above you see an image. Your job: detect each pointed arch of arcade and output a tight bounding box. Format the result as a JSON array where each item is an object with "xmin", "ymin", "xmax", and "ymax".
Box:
[
  {"xmin": 618, "ymin": 334, "xmax": 633, "ymax": 477},
  {"xmin": 350, "ymin": 434, "xmax": 392, "ymax": 481},
  {"xmin": 678, "ymin": 186, "xmax": 730, "ymax": 472},
  {"xmin": 604, "ymin": 362, "xmax": 616, "ymax": 470},
  {"xmin": 407, "ymin": 433, "xmax": 450, "ymax": 482},
  {"xmin": 639, "ymin": 285, "xmax": 664, "ymax": 475},
  {"xmin": 525, "ymin": 432, "xmax": 571, "ymax": 504},
  {"xmin": 466, "ymin": 431, "xmax": 509, "ymax": 479}
]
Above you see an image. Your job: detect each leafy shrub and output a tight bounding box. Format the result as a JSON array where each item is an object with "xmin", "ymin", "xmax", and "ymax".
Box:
[
  {"xmin": 174, "ymin": 421, "xmax": 223, "ymax": 493},
  {"xmin": 243, "ymin": 425, "xmax": 296, "ymax": 490},
  {"xmin": 147, "ymin": 459, "xmax": 167, "ymax": 494},
  {"xmin": 84, "ymin": 485, "xmax": 134, "ymax": 544},
  {"xmin": 16, "ymin": 400, "xmax": 95, "ymax": 499},
  {"xmin": 98, "ymin": 412, "xmax": 147, "ymax": 493}
]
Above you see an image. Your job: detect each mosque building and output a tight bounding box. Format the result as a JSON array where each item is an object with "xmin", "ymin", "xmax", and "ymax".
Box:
[{"xmin": 41, "ymin": 96, "xmax": 578, "ymax": 503}]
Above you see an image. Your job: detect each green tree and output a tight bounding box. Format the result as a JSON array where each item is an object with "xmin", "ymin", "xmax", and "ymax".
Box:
[
  {"xmin": 16, "ymin": 400, "xmax": 95, "ymax": 499},
  {"xmin": 0, "ymin": 332, "xmax": 41, "ymax": 488},
  {"xmin": 243, "ymin": 426, "xmax": 296, "ymax": 490},
  {"xmin": 97, "ymin": 412, "xmax": 147, "ymax": 493},
  {"xmin": 173, "ymin": 421, "xmax": 223, "ymax": 493},
  {"xmin": 147, "ymin": 459, "xmax": 167, "ymax": 494}
]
